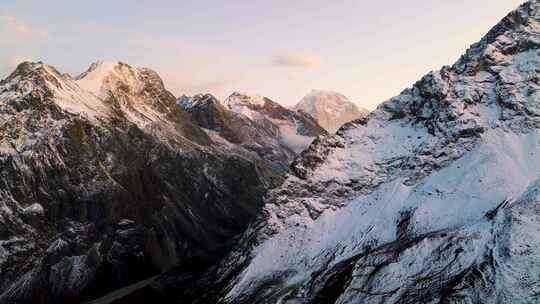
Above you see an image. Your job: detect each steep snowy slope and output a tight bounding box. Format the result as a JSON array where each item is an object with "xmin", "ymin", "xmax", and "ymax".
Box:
[
  {"xmin": 295, "ymin": 90, "xmax": 370, "ymax": 132},
  {"xmin": 75, "ymin": 61, "xmax": 210, "ymax": 142},
  {"xmin": 0, "ymin": 61, "xmax": 278, "ymax": 303},
  {"xmin": 140, "ymin": 1, "xmax": 540, "ymax": 303}
]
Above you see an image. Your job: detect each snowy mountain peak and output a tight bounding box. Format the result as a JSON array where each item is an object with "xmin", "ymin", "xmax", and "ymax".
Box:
[
  {"xmin": 75, "ymin": 60, "xmax": 137, "ymax": 97},
  {"xmin": 225, "ymin": 91, "xmax": 267, "ymax": 108},
  {"xmin": 72, "ymin": 60, "xmax": 197, "ymax": 130},
  {"xmin": 77, "ymin": 60, "xmax": 119, "ymax": 76},
  {"xmin": 222, "ymin": 92, "xmax": 270, "ymax": 120},
  {"xmin": 1, "ymin": 61, "xmax": 111, "ymax": 121},
  {"xmin": 295, "ymin": 89, "xmax": 369, "ymax": 132},
  {"xmin": 298, "ymin": 89, "xmax": 353, "ymax": 110},
  {"xmin": 185, "ymin": 91, "xmax": 327, "ymax": 156},
  {"xmin": 1, "ymin": 60, "xmax": 208, "ymax": 144}
]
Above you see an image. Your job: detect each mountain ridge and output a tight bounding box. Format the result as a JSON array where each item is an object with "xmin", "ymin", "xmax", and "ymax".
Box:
[
  {"xmin": 2, "ymin": 1, "xmax": 540, "ymax": 303},
  {"xmin": 0, "ymin": 59, "xmax": 281, "ymax": 304},
  {"xmin": 178, "ymin": 92, "xmax": 327, "ymax": 169},
  {"xmin": 132, "ymin": 1, "xmax": 540, "ymax": 303}
]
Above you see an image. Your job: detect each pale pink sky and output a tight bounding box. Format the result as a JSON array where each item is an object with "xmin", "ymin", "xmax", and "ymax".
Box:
[{"xmin": 0, "ymin": 0, "xmax": 526, "ymax": 109}]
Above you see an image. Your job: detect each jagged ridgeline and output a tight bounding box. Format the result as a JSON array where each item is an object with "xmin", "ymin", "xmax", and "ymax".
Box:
[
  {"xmin": 0, "ymin": 60, "xmax": 288, "ymax": 303},
  {"xmin": 126, "ymin": 1, "xmax": 540, "ymax": 303},
  {"xmin": 177, "ymin": 92, "xmax": 326, "ymax": 172},
  {"xmin": 2, "ymin": 0, "xmax": 540, "ymax": 303}
]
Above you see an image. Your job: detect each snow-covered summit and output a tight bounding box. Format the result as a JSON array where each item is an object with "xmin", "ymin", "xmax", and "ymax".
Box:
[
  {"xmin": 221, "ymin": 92, "xmax": 269, "ymax": 120},
  {"xmin": 0, "ymin": 61, "xmax": 111, "ymax": 121},
  {"xmin": 224, "ymin": 91, "xmax": 267, "ymax": 107},
  {"xmin": 75, "ymin": 60, "xmax": 158, "ymax": 100},
  {"xmin": 74, "ymin": 60, "xmax": 200, "ymax": 130},
  {"xmin": 219, "ymin": 91, "xmax": 327, "ymax": 153},
  {"xmin": 1, "ymin": 60, "xmax": 208, "ymax": 146},
  {"xmin": 75, "ymin": 60, "xmax": 120, "ymax": 95},
  {"xmin": 178, "ymin": 92, "xmax": 326, "ymax": 167},
  {"xmin": 295, "ymin": 89, "xmax": 369, "ymax": 132}
]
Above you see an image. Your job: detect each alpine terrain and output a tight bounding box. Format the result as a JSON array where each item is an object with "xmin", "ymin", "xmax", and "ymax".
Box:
[
  {"xmin": 178, "ymin": 92, "xmax": 326, "ymax": 170},
  {"xmin": 295, "ymin": 90, "xmax": 370, "ymax": 133},
  {"xmin": 1, "ymin": 1, "xmax": 540, "ymax": 304},
  {"xmin": 129, "ymin": 1, "xmax": 540, "ymax": 303},
  {"xmin": 0, "ymin": 60, "xmax": 283, "ymax": 303}
]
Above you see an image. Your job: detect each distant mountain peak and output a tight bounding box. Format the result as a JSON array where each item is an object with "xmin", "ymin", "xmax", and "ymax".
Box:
[
  {"xmin": 225, "ymin": 91, "xmax": 268, "ymax": 108},
  {"xmin": 222, "ymin": 92, "xmax": 270, "ymax": 120},
  {"xmin": 295, "ymin": 90, "xmax": 369, "ymax": 132},
  {"xmin": 180, "ymin": 91, "xmax": 326, "ymax": 161}
]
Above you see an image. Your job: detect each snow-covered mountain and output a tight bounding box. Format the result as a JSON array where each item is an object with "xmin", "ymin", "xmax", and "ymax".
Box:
[
  {"xmin": 133, "ymin": 1, "xmax": 540, "ymax": 303},
  {"xmin": 3, "ymin": 1, "xmax": 540, "ymax": 303},
  {"xmin": 223, "ymin": 92, "xmax": 327, "ymax": 153},
  {"xmin": 0, "ymin": 61, "xmax": 279, "ymax": 303},
  {"xmin": 177, "ymin": 92, "xmax": 326, "ymax": 171},
  {"xmin": 295, "ymin": 90, "xmax": 369, "ymax": 132},
  {"xmin": 178, "ymin": 93, "xmax": 293, "ymax": 171}
]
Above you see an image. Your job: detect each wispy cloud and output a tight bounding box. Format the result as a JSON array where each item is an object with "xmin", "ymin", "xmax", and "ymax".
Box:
[
  {"xmin": 273, "ymin": 52, "xmax": 322, "ymax": 68},
  {"xmin": 0, "ymin": 15, "xmax": 49, "ymax": 47}
]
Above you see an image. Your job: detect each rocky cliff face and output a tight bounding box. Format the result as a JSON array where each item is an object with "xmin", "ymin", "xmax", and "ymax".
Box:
[
  {"xmin": 179, "ymin": 92, "xmax": 327, "ymax": 170},
  {"xmin": 146, "ymin": 1, "xmax": 540, "ymax": 303},
  {"xmin": 295, "ymin": 90, "xmax": 369, "ymax": 133},
  {"xmin": 4, "ymin": 1, "xmax": 540, "ymax": 303},
  {"xmin": 0, "ymin": 61, "xmax": 278, "ymax": 303}
]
